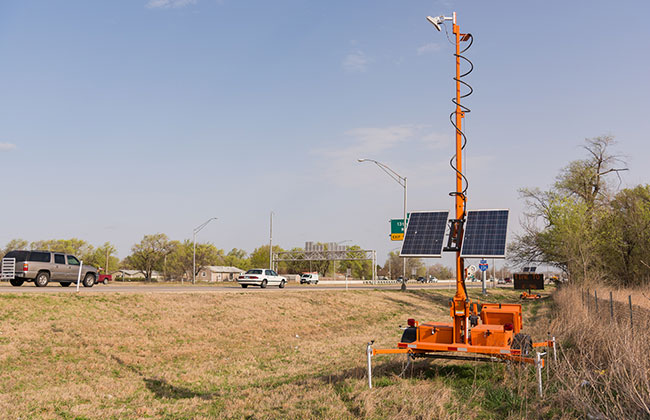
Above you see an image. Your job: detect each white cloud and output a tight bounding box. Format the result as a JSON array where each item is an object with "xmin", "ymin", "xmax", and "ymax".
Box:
[
  {"xmin": 313, "ymin": 124, "xmax": 452, "ymax": 187},
  {"xmin": 417, "ymin": 42, "xmax": 442, "ymax": 55},
  {"xmin": 146, "ymin": 0, "xmax": 197, "ymax": 9},
  {"xmin": 0, "ymin": 142, "xmax": 16, "ymax": 151},
  {"xmin": 342, "ymin": 50, "xmax": 369, "ymax": 73}
]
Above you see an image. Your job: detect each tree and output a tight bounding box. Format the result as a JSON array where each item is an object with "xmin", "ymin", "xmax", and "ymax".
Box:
[
  {"xmin": 382, "ymin": 251, "xmax": 424, "ymax": 279},
  {"xmin": 1, "ymin": 239, "xmax": 29, "ymax": 259},
  {"xmin": 84, "ymin": 242, "xmax": 119, "ymax": 273},
  {"xmin": 166, "ymin": 240, "xmax": 223, "ymax": 282},
  {"xmin": 223, "ymin": 248, "xmax": 250, "ymax": 271},
  {"xmin": 249, "ymin": 245, "xmax": 284, "ymax": 269},
  {"xmin": 124, "ymin": 233, "xmax": 172, "ymax": 281},
  {"xmin": 30, "ymin": 238, "xmax": 94, "ymax": 258},
  {"xmin": 338, "ymin": 246, "xmax": 373, "ymax": 279},
  {"xmin": 596, "ymin": 185, "xmax": 650, "ymax": 286},
  {"xmin": 428, "ymin": 263, "xmax": 454, "ymax": 280},
  {"xmin": 510, "ymin": 136, "xmax": 629, "ymax": 284}
]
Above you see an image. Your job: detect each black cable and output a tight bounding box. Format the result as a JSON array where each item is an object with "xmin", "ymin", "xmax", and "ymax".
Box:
[{"xmin": 448, "ymin": 33, "xmax": 473, "ymax": 219}]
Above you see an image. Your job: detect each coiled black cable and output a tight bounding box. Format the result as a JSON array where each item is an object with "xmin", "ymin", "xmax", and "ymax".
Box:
[{"xmin": 448, "ymin": 33, "xmax": 473, "ymax": 219}]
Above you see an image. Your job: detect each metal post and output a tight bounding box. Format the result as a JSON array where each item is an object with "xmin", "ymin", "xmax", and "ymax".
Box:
[
  {"xmin": 403, "ymin": 177, "xmax": 407, "ymax": 285},
  {"xmin": 366, "ymin": 342, "xmax": 373, "ymax": 389},
  {"xmin": 481, "ymin": 267, "xmax": 487, "ymax": 295},
  {"xmin": 269, "ymin": 211, "xmax": 273, "ymax": 269},
  {"xmin": 609, "ymin": 291, "xmax": 614, "ymax": 321},
  {"xmin": 535, "ymin": 352, "xmax": 544, "ymax": 397},
  {"xmin": 373, "ymin": 250, "xmax": 377, "ymax": 283},
  {"xmin": 629, "ymin": 295, "xmax": 633, "ymax": 329},
  {"xmin": 552, "ymin": 336, "xmax": 557, "ymax": 362},
  {"xmin": 192, "ymin": 231, "xmax": 196, "ymax": 285},
  {"xmin": 594, "ymin": 290, "xmax": 598, "ymax": 313},
  {"xmin": 76, "ymin": 261, "xmax": 84, "ymax": 292}
]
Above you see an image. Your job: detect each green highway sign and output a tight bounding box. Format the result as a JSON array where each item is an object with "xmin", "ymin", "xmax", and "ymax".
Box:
[{"xmin": 389, "ymin": 214, "xmax": 410, "ymax": 241}]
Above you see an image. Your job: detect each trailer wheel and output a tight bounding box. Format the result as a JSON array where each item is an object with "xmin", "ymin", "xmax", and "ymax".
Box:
[
  {"xmin": 512, "ymin": 333, "xmax": 533, "ymax": 357},
  {"xmin": 9, "ymin": 279, "xmax": 24, "ymax": 287}
]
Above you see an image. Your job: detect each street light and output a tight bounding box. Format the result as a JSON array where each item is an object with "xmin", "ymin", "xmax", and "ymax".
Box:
[
  {"xmin": 358, "ymin": 158, "xmax": 408, "ymax": 290},
  {"xmin": 193, "ymin": 217, "xmax": 218, "ymax": 284}
]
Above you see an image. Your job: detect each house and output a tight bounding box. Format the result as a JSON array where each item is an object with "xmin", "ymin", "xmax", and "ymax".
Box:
[
  {"xmin": 111, "ymin": 269, "xmax": 163, "ymax": 281},
  {"xmin": 196, "ymin": 266, "xmax": 245, "ymax": 282}
]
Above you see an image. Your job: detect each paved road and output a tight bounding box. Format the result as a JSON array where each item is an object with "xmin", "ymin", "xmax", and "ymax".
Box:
[{"xmin": 0, "ymin": 282, "xmax": 505, "ymax": 294}]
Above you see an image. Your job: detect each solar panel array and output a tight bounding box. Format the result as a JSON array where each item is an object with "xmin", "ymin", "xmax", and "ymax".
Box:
[
  {"xmin": 400, "ymin": 211, "xmax": 449, "ymax": 257},
  {"xmin": 460, "ymin": 209, "xmax": 509, "ymax": 258}
]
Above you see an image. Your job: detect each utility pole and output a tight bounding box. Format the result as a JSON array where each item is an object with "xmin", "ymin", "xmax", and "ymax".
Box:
[{"xmin": 269, "ymin": 211, "xmax": 274, "ymax": 269}]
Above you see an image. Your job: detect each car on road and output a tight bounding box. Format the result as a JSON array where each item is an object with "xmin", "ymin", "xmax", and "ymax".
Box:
[
  {"xmin": 300, "ymin": 273, "xmax": 319, "ymax": 284},
  {"xmin": 1, "ymin": 250, "xmax": 98, "ymax": 287},
  {"xmin": 497, "ymin": 278, "xmax": 505, "ymax": 284},
  {"xmin": 237, "ymin": 268, "xmax": 286, "ymax": 289},
  {"xmin": 417, "ymin": 276, "xmax": 427, "ymax": 283},
  {"xmin": 97, "ymin": 273, "xmax": 112, "ymax": 285}
]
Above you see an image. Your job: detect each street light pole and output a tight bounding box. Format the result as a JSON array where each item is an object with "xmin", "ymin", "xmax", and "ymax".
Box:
[
  {"xmin": 193, "ymin": 217, "xmax": 218, "ymax": 285},
  {"xmin": 269, "ymin": 211, "xmax": 274, "ymax": 270},
  {"xmin": 358, "ymin": 158, "xmax": 408, "ymax": 290}
]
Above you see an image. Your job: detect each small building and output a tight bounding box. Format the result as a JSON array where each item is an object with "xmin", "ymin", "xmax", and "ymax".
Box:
[
  {"xmin": 111, "ymin": 269, "xmax": 163, "ymax": 281},
  {"xmin": 197, "ymin": 266, "xmax": 245, "ymax": 282}
]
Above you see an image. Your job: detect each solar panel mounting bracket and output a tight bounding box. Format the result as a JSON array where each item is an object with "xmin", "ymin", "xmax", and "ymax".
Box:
[{"xmin": 443, "ymin": 218, "xmax": 465, "ymax": 252}]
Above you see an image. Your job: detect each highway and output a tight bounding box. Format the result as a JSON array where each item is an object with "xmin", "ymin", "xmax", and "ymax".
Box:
[{"xmin": 0, "ymin": 281, "xmax": 504, "ymax": 294}]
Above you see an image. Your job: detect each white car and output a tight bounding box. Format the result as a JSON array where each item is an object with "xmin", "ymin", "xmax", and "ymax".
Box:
[
  {"xmin": 300, "ymin": 273, "xmax": 319, "ymax": 284},
  {"xmin": 237, "ymin": 268, "xmax": 286, "ymax": 289}
]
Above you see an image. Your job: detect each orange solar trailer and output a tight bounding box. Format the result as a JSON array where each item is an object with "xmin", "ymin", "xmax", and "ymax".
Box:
[{"xmin": 366, "ymin": 12, "xmax": 555, "ymax": 396}]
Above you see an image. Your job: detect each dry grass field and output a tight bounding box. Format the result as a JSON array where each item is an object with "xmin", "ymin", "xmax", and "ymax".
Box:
[{"xmin": 0, "ymin": 288, "xmax": 558, "ymax": 419}]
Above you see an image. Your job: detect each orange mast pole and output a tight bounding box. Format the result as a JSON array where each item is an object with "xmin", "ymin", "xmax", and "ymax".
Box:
[{"xmin": 452, "ymin": 12, "xmax": 467, "ymax": 344}]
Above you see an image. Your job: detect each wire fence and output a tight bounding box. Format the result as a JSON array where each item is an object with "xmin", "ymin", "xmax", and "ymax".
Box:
[{"xmin": 581, "ymin": 288, "xmax": 650, "ymax": 330}]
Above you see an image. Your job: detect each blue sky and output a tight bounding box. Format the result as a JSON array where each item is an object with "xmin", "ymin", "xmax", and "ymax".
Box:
[{"xmin": 1, "ymin": 0, "xmax": 649, "ymax": 268}]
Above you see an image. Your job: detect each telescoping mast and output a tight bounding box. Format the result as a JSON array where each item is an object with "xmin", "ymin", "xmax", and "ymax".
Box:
[{"xmin": 366, "ymin": 12, "xmax": 556, "ymax": 396}]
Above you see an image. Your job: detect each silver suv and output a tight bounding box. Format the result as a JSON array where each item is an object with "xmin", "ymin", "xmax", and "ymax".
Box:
[{"xmin": 1, "ymin": 250, "xmax": 98, "ymax": 287}]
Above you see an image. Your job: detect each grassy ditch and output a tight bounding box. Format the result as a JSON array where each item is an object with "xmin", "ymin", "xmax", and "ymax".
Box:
[
  {"xmin": 545, "ymin": 285, "xmax": 650, "ymax": 420},
  {"xmin": 0, "ymin": 288, "xmax": 554, "ymax": 419}
]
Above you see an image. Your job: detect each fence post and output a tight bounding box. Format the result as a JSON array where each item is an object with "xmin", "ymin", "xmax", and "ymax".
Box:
[
  {"xmin": 586, "ymin": 288, "xmax": 590, "ymax": 312},
  {"xmin": 609, "ymin": 291, "xmax": 614, "ymax": 321},
  {"xmin": 628, "ymin": 295, "xmax": 633, "ymax": 329},
  {"xmin": 594, "ymin": 290, "xmax": 598, "ymax": 314}
]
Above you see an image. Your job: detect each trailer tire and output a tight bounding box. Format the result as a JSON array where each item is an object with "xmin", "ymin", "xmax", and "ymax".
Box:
[{"xmin": 10, "ymin": 279, "xmax": 24, "ymax": 287}]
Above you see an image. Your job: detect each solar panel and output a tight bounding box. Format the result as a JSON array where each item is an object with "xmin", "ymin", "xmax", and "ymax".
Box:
[
  {"xmin": 400, "ymin": 211, "xmax": 449, "ymax": 257},
  {"xmin": 460, "ymin": 209, "xmax": 509, "ymax": 258}
]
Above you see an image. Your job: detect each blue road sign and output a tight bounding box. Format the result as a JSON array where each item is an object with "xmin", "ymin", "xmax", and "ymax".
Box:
[{"xmin": 479, "ymin": 259, "xmax": 488, "ymax": 272}]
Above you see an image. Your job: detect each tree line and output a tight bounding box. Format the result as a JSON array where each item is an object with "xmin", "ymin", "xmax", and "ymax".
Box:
[
  {"xmin": 3, "ymin": 237, "xmax": 447, "ymax": 282},
  {"xmin": 510, "ymin": 136, "xmax": 650, "ymax": 287}
]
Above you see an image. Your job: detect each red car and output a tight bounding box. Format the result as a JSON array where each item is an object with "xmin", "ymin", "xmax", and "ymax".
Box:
[{"xmin": 97, "ymin": 274, "xmax": 112, "ymax": 285}]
